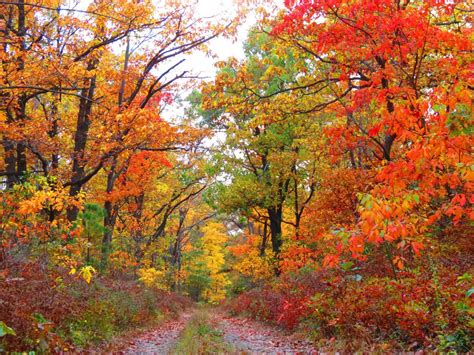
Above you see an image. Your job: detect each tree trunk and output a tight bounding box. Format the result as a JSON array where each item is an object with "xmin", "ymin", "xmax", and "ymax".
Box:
[
  {"xmin": 3, "ymin": 139, "xmax": 17, "ymax": 188},
  {"xmin": 2, "ymin": 1, "xmax": 27, "ymax": 188},
  {"xmin": 15, "ymin": 2, "xmax": 27, "ymax": 181},
  {"xmin": 267, "ymin": 206, "xmax": 283, "ymax": 254},
  {"xmin": 100, "ymin": 37, "xmax": 131, "ymax": 268},
  {"xmin": 259, "ymin": 219, "xmax": 268, "ymax": 256},
  {"xmin": 171, "ymin": 209, "xmax": 187, "ymax": 291},
  {"xmin": 48, "ymin": 102, "xmax": 60, "ymax": 171},
  {"xmin": 377, "ymin": 56, "xmax": 397, "ymax": 162},
  {"xmin": 67, "ymin": 61, "xmax": 97, "ymax": 221},
  {"xmin": 16, "ymin": 142, "xmax": 27, "ymax": 179},
  {"xmin": 132, "ymin": 193, "xmax": 145, "ymax": 263},
  {"xmin": 100, "ymin": 200, "xmax": 117, "ymax": 271},
  {"xmin": 100, "ymin": 158, "xmax": 120, "ymax": 271}
]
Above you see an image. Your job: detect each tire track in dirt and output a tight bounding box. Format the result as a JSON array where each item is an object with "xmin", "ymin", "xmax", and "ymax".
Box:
[
  {"xmin": 122, "ymin": 311, "xmax": 193, "ymax": 354},
  {"xmin": 210, "ymin": 310, "xmax": 317, "ymax": 354}
]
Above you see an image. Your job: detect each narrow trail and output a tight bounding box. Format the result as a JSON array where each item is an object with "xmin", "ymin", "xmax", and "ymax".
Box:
[
  {"xmin": 122, "ymin": 311, "xmax": 194, "ymax": 354},
  {"xmin": 210, "ymin": 309, "xmax": 317, "ymax": 354},
  {"xmin": 120, "ymin": 308, "xmax": 316, "ymax": 354}
]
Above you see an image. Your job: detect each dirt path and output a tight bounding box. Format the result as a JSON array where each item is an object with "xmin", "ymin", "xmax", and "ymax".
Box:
[
  {"xmin": 210, "ymin": 310, "xmax": 317, "ymax": 354},
  {"xmin": 122, "ymin": 311, "xmax": 193, "ymax": 354}
]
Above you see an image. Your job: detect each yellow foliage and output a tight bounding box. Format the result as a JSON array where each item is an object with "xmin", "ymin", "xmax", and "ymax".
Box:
[
  {"xmin": 78, "ymin": 266, "xmax": 96, "ymax": 284},
  {"xmin": 16, "ymin": 179, "xmax": 84, "ymax": 216},
  {"xmin": 233, "ymin": 249, "xmax": 275, "ymax": 282},
  {"xmin": 193, "ymin": 221, "xmax": 231, "ymax": 304},
  {"xmin": 137, "ymin": 267, "xmax": 167, "ymax": 290},
  {"xmin": 202, "ymin": 273, "xmax": 231, "ymax": 304}
]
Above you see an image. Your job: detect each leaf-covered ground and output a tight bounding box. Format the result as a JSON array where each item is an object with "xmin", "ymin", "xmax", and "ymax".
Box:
[
  {"xmin": 210, "ymin": 309, "xmax": 316, "ymax": 354},
  {"xmin": 122, "ymin": 312, "xmax": 194, "ymax": 354}
]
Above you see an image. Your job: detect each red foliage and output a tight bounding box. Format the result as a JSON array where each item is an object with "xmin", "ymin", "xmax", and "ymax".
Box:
[
  {"xmin": 0, "ymin": 262, "xmax": 81, "ymax": 352},
  {"xmin": 230, "ymin": 266, "xmax": 472, "ymax": 349}
]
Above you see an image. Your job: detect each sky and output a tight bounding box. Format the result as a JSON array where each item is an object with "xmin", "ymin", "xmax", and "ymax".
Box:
[
  {"xmin": 161, "ymin": 0, "xmax": 263, "ymax": 121},
  {"xmin": 172, "ymin": 0, "xmax": 282, "ymax": 98},
  {"xmin": 183, "ymin": 0, "xmax": 258, "ymax": 78},
  {"xmin": 166, "ymin": 0, "xmax": 268, "ymax": 146},
  {"xmin": 180, "ymin": 0, "xmax": 283, "ymax": 78}
]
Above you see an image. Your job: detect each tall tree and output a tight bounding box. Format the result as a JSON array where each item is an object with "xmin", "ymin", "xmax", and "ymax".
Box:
[
  {"xmin": 200, "ymin": 30, "xmax": 323, "ymax": 257},
  {"xmin": 269, "ymin": 0, "xmax": 473, "ymax": 269}
]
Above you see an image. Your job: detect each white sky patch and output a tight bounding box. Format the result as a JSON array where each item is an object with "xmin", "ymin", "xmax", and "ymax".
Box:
[
  {"xmin": 182, "ymin": 0, "xmax": 258, "ymax": 77},
  {"xmin": 64, "ymin": 0, "xmax": 281, "ymax": 138},
  {"xmin": 181, "ymin": 0, "xmax": 284, "ymax": 78},
  {"xmin": 161, "ymin": 0, "xmax": 261, "ymax": 124}
]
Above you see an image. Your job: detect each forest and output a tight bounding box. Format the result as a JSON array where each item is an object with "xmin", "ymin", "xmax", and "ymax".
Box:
[{"xmin": 0, "ymin": 0, "xmax": 472, "ymax": 353}]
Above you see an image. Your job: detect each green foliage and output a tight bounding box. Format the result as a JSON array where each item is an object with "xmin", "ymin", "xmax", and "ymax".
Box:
[
  {"xmin": 184, "ymin": 249, "xmax": 211, "ymax": 301},
  {"xmin": 185, "ymin": 90, "xmax": 225, "ymax": 129},
  {"xmin": 80, "ymin": 204, "xmax": 106, "ymax": 237},
  {"xmin": 63, "ymin": 284, "xmax": 181, "ymax": 348},
  {"xmin": 62, "ymin": 287, "xmax": 169, "ymax": 348},
  {"xmin": 438, "ymin": 330, "xmax": 472, "ymax": 353},
  {"xmin": 0, "ymin": 321, "xmax": 16, "ymax": 337},
  {"xmin": 67, "ymin": 301, "xmax": 116, "ymax": 347},
  {"xmin": 183, "ymin": 222, "xmax": 230, "ymax": 304}
]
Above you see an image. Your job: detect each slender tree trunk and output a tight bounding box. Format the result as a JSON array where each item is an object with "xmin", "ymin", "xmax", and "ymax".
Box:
[
  {"xmin": 176, "ymin": 246, "xmax": 182, "ymax": 293},
  {"xmin": 171, "ymin": 209, "xmax": 187, "ymax": 291},
  {"xmin": 383, "ymin": 133, "xmax": 397, "ymax": 161},
  {"xmin": 67, "ymin": 60, "xmax": 97, "ymax": 222},
  {"xmin": 100, "ymin": 158, "xmax": 119, "ymax": 271},
  {"xmin": 294, "ymin": 178, "xmax": 301, "ymax": 238},
  {"xmin": 15, "ymin": 1, "xmax": 27, "ymax": 181},
  {"xmin": 259, "ymin": 219, "xmax": 268, "ymax": 256},
  {"xmin": 247, "ymin": 218, "xmax": 255, "ymax": 234},
  {"xmin": 3, "ymin": 138, "xmax": 17, "ymax": 188},
  {"xmin": 100, "ymin": 36, "xmax": 131, "ymax": 268},
  {"xmin": 2, "ymin": 1, "xmax": 27, "ymax": 187},
  {"xmin": 16, "ymin": 141, "xmax": 27, "ymax": 179},
  {"xmin": 48, "ymin": 102, "xmax": 60, "ymax": 170},
  {"xmin": 133, "ymin": 193, "xmax": 145, "ymax": 263},
  {"xmin": 101, "ymin": 200, "xmax": 117, "ymax": 271},
  {"xmin": 376, "ymin": 56, "xmax": 397, "ymax": 161}
]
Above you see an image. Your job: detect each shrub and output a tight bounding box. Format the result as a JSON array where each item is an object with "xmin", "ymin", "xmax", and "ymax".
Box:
[
  {"xmin": 228, "ymin": 267, "xmax": 473, "ymax": 351},
  {"xmin": 0, "ymin": 261, "xmax": 80, "ymax": 352}
]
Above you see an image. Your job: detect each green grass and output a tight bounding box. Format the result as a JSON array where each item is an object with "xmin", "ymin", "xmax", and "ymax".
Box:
[{"xmin": 172, "ymin": 310, "xmax": 234, "ymax": 354}]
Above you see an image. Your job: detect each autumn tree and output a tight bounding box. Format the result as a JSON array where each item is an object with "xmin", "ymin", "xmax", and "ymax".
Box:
[
  {"xmin": 184, "ymin": 221, "xmax": 230, "ymax": 303},
  {"xmin": 200, "ymin": 29, "xmax": 323, "ymax": 260}
]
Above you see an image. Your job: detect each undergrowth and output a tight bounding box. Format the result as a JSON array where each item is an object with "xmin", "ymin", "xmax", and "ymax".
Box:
[{"xmin": 0, "ymin": 260, "xmax": 191, "ymax": 352}]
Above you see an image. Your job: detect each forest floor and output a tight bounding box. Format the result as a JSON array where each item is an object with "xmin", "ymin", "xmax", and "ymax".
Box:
[{"xmin": 115, "ymin": 307, "xmax": 316, "ymax": 354}]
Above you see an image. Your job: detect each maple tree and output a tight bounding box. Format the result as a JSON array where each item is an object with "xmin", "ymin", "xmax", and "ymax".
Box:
[{"xmin": 268, "ymin": 0, "xmax": 473, "ymax": 269}]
